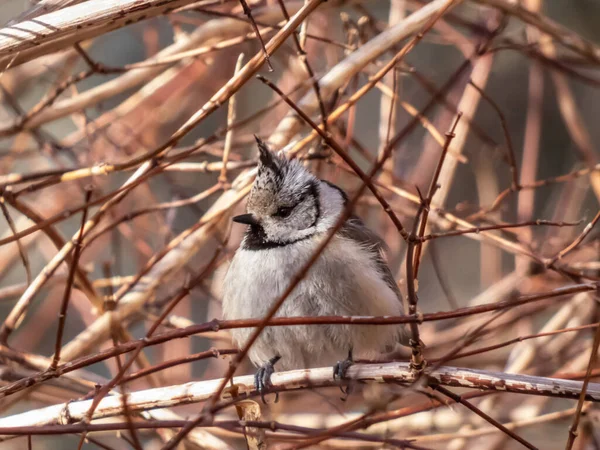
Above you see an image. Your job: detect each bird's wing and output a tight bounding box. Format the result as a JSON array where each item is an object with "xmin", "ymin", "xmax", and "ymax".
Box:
[{"xmin": 338, "ymin": 216, "xmax": 403, "ymax": 303}]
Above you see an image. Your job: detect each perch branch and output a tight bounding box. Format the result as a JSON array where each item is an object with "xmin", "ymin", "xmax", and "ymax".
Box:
[{"xmin": 1, "ymin": 362, "xmax": 600, "ymax": 429}]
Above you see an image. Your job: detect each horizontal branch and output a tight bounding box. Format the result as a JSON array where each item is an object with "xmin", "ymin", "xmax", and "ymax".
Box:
[
  {"xmin": 0, "ymin": 281, "xmax": 594, "ymax": 399},
  {"xmin": 0, "ymin": 0, "xmax": 215, "ymax": 71},
  {"xmin": 0, "ymin": 362, "xmax": 598, "ymax": 429},
  {"xmin": 0, "ymin": 418, "xmax": 417, "ymax": 449}
]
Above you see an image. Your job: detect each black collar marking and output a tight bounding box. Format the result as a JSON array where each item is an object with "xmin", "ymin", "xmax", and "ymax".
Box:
[{"xmin": 241, "ymin": 224, "xmax": 315, "ymax": 250}]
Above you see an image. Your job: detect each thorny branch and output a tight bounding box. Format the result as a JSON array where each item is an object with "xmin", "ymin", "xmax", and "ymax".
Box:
[{"xmin": 0, "ymin": 0, "xmax": 599, "ymax": 448}]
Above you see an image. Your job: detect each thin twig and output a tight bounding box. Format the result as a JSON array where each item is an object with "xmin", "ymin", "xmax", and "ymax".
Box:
[
  {"xmin": 0, "ymin": 193, "xmax": 31, "ymax": 285},
  {"xmin": 548, "ymin": 210, "xmax": 600, "ymax": 267},
  {"xmin": 565, "ymin": 311, "xmax": 600, "ymax": 450},
  {"xmin": 275, "ymin": 0, "xmax": 329, "ymax": 135},
  {"xmin": 219, "ymin": 54, "xmax": 245, "ymax": 185},
  {"xmin": 419, "ymin": 218, "xmax": 582, "ymax": 242},
  {"xmin": 433, "ymin": 385, "xmax": 538, "ymax": 450},
  {"xmin": 49, "ymin": 188, "xmax": 93, "ymax": 370},
  {"xmin": 469, "ymin": 80, "xmax": 519, "ymax": 191},
  {"xmin": 237, "ymin": 0, "xmax": 273, "ymax": 71},
  {"xmin": 257, "ymin": 74, "xmax": 409, "ymax": 240},
  {"xmin": 413, "ymin": 112, "xmax": 462, "ymax": 276},
  {"xmin": 0, "ymin": 281, "xmax": 593, "ymax": 399},
  {"xmin": 78, "ymin": 247, "xmax": 226, "ymax": 439}
]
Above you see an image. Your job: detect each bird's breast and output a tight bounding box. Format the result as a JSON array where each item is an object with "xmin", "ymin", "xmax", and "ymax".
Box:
[
  {"xmin": 222, "ymin": 233, "xmax": 401, "ymax": 319},
  {"xmin": 222, "ymin": 236, "xmax": 322, "ymax": 318}
]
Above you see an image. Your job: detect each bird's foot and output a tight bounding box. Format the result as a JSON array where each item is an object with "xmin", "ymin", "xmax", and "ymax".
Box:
[
  {"xmin": 254, "ymin": 355, "xmax": 281, "ymax": 404},
  {"xmin": 333, "ymin": 349, "xmax": 354, "ymax": 400}
]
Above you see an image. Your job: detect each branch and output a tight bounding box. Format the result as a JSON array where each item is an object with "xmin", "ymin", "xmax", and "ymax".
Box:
[
  {"xmin": 0, "ymin": 2, "xmax": 308, "ymax": 136},
  {"xmin": 0, "ymin": 281, "xmax": 594, "ymax": 399},
  {"xmin": 473, "ymin": 0, "xmax": 600, "ymax": 64},
  {"xmin": 270, "ymin": 0, "xmax": 464, "ymax": 147},
  {"xmin": 1, "ymin": 363, "xmax": 599, "ymax": 429},
  {"xmin": 0, "ymin": 0, "xmax": 219, "ymax": 71}
]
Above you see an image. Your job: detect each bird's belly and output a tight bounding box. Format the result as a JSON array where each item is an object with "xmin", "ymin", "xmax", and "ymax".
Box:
[{"xmin": 222, "ymin": 236, "xmax": 403, "ymax": 369}]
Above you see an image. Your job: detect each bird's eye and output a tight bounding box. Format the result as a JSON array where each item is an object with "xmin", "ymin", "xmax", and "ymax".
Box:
[{"xmin": 274, "ymin": 205, "xmax": 294, "ymax": 218}]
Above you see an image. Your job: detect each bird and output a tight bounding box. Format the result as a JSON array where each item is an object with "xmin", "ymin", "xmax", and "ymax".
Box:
[{"xmin": 222, "ymin": 136, "xmax": 408, "ymax": 400}]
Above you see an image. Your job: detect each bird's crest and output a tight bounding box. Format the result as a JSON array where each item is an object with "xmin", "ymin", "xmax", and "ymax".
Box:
[{"xmin": 254, "ymin": 135, "xmax": 284, "ymax": 191}]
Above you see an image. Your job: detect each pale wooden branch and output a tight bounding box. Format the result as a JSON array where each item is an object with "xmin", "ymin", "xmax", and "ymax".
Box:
[
  {"xmin": 0, "ymin": 3, "xmax": 307, "ymax": 136},
  {"xmin": 539, "ymin": 35, "xmax": 600, "ymax": 201},
  {"xmin": 6, "ymin": 0, "xmax": 83, "ymax": 25},
  {"xmin": 0, "ymin": 362, "xmax": 598, "ymax": 429},
  {"xmin": 507, "ymin": 292, "xmax": 593, "ymax": 374},
  {"xmin": 219, "ymin": 53, "xmax": 244, "ymax": 184},
  {"xmin": 33, "ymin": 0, "xmax": 325, "ymax": 362},
  {"xmin": 1, "ymin": 0, "xmax": 598, "ymax": 446},
  {"xmin": 0, "ymin": 165, "xmax": 155, "ymax": 342},
  {"xmin": 432, "ymin": 55, "xmax": 494, "ymax": 214},
  {"xmin": 58, "ymin": 185, "xmax": 249, "ymax": 361},
  {"xmin": 0, "ymin": 0, "xmax": 219, "ymax": 71},
  {"xmin": 270, "ymin": 0, "xmax": 464, "ymax": 148},
  {"xmin": 464, "ymin": 294, "xmax": 595, "ymax": 448},
  {"xmin": 376, "ymin": 83, "xmax": 468, "ymax": 163}
]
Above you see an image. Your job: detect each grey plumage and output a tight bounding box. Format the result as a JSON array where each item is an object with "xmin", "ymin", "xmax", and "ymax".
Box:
[
  {"xmin": 222, "ymin": 138, "xmax": 408, "ymax": 373},
  {"xmin": 338, "ymin": 216, "xmax": 404, "ymax": 301}
]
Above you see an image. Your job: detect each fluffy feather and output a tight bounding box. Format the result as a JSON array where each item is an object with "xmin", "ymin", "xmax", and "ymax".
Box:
[{"xmin": 222, "ymin": 140, "xmax": 407, "ymax": 371}]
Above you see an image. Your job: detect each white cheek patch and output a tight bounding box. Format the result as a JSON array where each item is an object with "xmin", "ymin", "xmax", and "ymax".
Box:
[{"xmin": 316, "ymin": 182, "xmax": 346, "ymax": 232}]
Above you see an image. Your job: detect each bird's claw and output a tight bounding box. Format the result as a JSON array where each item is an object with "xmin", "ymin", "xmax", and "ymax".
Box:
[
  {"xmin": 254, "ymin": 355, "xmax": 280, "ymax": 404},
  {"xmin": 333, "ymin": 349, "xmax": 354, "ymax": 400}
]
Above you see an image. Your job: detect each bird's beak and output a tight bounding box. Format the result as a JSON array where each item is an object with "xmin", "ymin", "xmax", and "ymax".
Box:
[{"xmin": 232, "ymin": 213, "xmax": 259, "ymax": 226}]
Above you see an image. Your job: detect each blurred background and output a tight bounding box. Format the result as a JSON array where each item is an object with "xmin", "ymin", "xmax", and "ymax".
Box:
[{"xmin": 1, "ymin": 0, "xmax": 600, "ymax": 448}]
